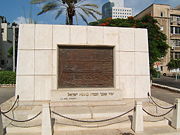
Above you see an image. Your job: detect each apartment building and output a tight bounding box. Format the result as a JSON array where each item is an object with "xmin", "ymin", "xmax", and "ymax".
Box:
[
  {"xmin": 102, "ymin": 0, "xmax": 132, "ymax": 19},
  {"xmin": 135, "ymin": 4, "xmax": 180, "ymax": 75}
]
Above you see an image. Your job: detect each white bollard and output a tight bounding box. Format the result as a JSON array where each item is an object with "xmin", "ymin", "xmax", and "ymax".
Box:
[
  {"xmin": 42, "ymin": 102, "xmax": 52, "ymax": 135},
  {"xmin": 0, "ymin": 108, "xmax": 3, "ymax": 135},
  {"xmin": 132, "ymin": 101, "xmax": 144, "ymax": 133},
  {"xmin": 171, "ymin": 98, "xmax": 180, "ymax": 129}
]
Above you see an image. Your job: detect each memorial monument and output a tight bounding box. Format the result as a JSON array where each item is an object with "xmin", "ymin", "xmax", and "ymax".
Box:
[{"xmin": 16, "ymin": 24, "xmax": 150, "ymax": 102}]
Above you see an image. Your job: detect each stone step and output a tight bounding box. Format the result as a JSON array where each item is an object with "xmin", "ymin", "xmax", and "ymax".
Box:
[
  {"xmin": 4, "ymin": 99, "xmax": 174, "ymax": 135},
  {"xmin": 6, "ymin": 118, "xmax": 169, "ymax": 134}
]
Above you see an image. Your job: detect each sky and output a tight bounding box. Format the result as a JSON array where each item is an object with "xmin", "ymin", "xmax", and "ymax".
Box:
[{"xmin": 0, "ymin": 0, "xmax": 179, "ymax": 25}]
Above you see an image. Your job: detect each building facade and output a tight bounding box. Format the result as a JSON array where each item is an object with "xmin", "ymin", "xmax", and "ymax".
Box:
[
  {"xmin": 102, "ymin": 0, "xmax": 132, "ymax": 19},
  {"xmin": 0, "ymin": 16, "xmax": 18, "ymax": 70},
  {"xmin": 135, "ymin": 4, "xmax": 180, "ymax": 75}
]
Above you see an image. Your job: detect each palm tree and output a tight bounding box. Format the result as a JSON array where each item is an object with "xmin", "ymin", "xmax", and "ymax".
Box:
[{"xmin": 30, "ymin": 0, "xmax": 101, "ymax": 25}]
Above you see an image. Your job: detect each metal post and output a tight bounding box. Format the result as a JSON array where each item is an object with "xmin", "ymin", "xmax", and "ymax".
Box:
[
  {"xmin": 12, "ymin": 26, "xmax": 16, "ymax": 72},
  {"xmin": 171, "ymin": 99, "xmax": 180, "ymax": 129},
  {"xmin": 42, "ymin": 102, "xmax": 52, "ymax": 135},
  {"xmin": 132, "ymin": 101, "xmax": 144, "ymax": 133},
  {"xmin": 0, "ymin": 108, "xmax": 4, "ymax": 135}
]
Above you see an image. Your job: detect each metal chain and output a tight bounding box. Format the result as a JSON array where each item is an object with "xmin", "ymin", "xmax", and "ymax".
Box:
[
  {"xmin": 2, "ymin": 112, "xmax": 42, "ymax": 123},
  {"xmin": 142, "ymin": 107, "xmax": 174, "ymax": 117},
  {"xmin": 52, "ymin": 108, "xmax": 134, "ymax": 123},
  {"xmin": 147, "ymin": 92, "xmax": 175, "ymax": 109},
  {"xmin": 1, "ymin": 95, "xmax": 19, "ymax": 114},
  {"xmin": 4, "ymin": 99, "xmax": 19, "ymax": 128}
]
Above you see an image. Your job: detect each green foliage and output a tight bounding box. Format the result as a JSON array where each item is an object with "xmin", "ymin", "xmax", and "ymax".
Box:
[
  {"xmin": 0, "ymin": 71, "xmax": 16, "ymax": 84},
  {"xmin": 89, "ymin": 15, "xmax": 169, "ymax": 74},
  {"xmin": 150, "ymin": 67, "xmax": 160, "ymax": 78},
  {"xmin": 167, "ymin": 59, "xmax": 180, "ymax": 70},
  {"xmin": 8, "ymin": 46, "xmax": 13, "ymax": 57},
  {"xmin": 31, "ymin": 0, "xmax": 101, "ymax": 25}
]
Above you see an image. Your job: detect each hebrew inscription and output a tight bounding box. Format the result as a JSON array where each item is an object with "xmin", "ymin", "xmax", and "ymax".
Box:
[{"xmin": 60, "ymin": 91, "xmax": 115, "ymax": 100}]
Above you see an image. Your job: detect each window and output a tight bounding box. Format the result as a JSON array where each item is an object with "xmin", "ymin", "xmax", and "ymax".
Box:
[
  {"xmin": 161, "ymin": 12, "xmax": 163, "ymax": 17},
  {"xmin": 171, "ymin": 27, "xmax": 180, "ymax": 34},
  {"xmin": 175, "ymin": 27, "xmax": 180, "ymax": 34},
  {"xmin": 175, "ymin": 52, "xmax": 180, "ymax": 59},
  {"xmin": 176, "ymin": 40, "xmax": 180, "ymax": 46},
  {"xmin": 172, "ymin": 40, "xmax": 180, "ymax": 46},
  {"xmin": 171, "ymin": 26, "xmax": 174, "ymax": 34},
  {"xmin": 1, "ymin": 60, "xmax": 4, "ymax": 65},
  {"xmin": 177, "ymin": 17, "xmax": 180, "ymax": 22},
  {"xmin": 1, "ymin": 28, "xmax": 4, "ymax": 33},
  {"xmin": 160, "ymin": 66, "xmax": 163, "ymax": 71}
]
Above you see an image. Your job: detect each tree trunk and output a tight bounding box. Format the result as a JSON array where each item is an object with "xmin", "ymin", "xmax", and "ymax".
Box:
[
  {"xmin": 68, "ymin": 15, "xmax": 73, "ymax": 25},
  {"xmin": 67, "ymin": 4, "xmax": 75, "ymax": 25}
]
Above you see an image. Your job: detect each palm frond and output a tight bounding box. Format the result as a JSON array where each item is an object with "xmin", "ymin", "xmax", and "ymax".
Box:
[
  {"xmin": 77, "ymin": 11, "xmax": 88, "ymax": 24},
  {"xmin": 75, "ymin": 12, "xmax": 78, "ymax": 25},
  {"xmin": 31, "ymin": 0, "xmax": 101, "ymax": 25},
  {"xmin": 84, "ymin": 8, "xmax": 102, "ymax": 15},
  {"xmin": 79, "ymin": 7, "xmax": 90, "ymax": 17},
  {"xmin": 55, "ymin": 9, "xmax": 64, "ymax": 20},
  {"xmin": 81, "ymin": 4, "xmax": 98, "ymax": 8},
  {"xmin": 66, "ymin": 12, "xmax": 70, "ymax": 24},
  {"xmin": 79, "ymin": 7, "xmax": 98, "ymax": 20},
  {"xmin": 37, "ymin": 2, "xmax": 58, "ymax": 15},
  {"xmin": 88, "ymin": 11, "xmax": 98, "ymax": 20},
  {"xmin": 30, "ymin": 0, "xmax": 49, "ymax": 4}
]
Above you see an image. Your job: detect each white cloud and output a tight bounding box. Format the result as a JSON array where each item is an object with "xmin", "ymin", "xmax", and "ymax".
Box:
[{"xmin": 14, "ymin": 16, "xmax": 35, "ymax": 24}]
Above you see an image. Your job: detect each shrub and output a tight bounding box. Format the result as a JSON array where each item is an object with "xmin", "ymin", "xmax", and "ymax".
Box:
[
  {"xmin": 167, "ymin": 59, "xmax": 180, "ymax": 70},
  {"xmin": 151, "ymin": 68, "xmax": 160, "ymax": 78},
  {"xmin": 0, "ymin": 71, "xmax": 16, "ymax": 84}
]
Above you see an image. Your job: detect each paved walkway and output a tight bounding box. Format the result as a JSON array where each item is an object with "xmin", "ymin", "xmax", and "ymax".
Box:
[
  {"xmin": 2, "ymin": 86, "xmax": 180, "ymax": 135},
  {"xmin": 0, "ymin": 87, "xmax": 15, "ymax": 104},
  {"xmin": 3, "ymin": 96, "xmax": 176, "ymax": 135},
  {"xmin": 153, "ymin": 76, "xmax": 180, "ymax": 89},
  {"xmin": 151, "ymin": 86, "xmax": 180, "ymax": 104}
]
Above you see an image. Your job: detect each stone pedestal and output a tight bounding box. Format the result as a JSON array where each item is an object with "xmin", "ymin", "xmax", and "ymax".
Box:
[
  {"xmin": 132, "ymin": 101, "xmax": 143, "ymax": 133},
  {"xmin": 172, "ymin": 98, "xmax": 180, "ymax": 129},
  {"xmin": 0, "ymin": 109, "xmax": 3, "ymax": 135},
  {"xmin": 41, "ymin": 102, "xmax": 52, "ymax": 135}
]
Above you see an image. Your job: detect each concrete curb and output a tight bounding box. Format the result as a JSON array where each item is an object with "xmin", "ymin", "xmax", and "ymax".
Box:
[
  {"xmin": 152, "ymin": 83, "xmax": 180, "ymax": 93},
  {"xmin": 0, "ymin": 84, "xmax": 15, "ymax": 88}
]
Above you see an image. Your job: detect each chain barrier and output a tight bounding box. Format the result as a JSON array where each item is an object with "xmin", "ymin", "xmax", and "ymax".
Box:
[
  {"xmin": 147, "ymin": 92, "xmax": 175, "ymax": 110},
  {"xmin": 4, "ymin": 98, "xmax": 20, "ymax": 128},
  {"xmin": 1, "ymin": 95, "xmax": 19, "ymax": 114},
  {"xmin": 142, "ymin": 107, "xmax": 174, "ymax": 118},
  {"xmin": 52, "ymin": 108, "xmax": 134, "ymax": 123},
  {"xmin": 1, "ymin": 111, "xmax": 42, "ymax": 123}
]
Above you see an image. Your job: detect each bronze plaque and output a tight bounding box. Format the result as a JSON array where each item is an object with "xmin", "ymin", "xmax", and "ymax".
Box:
[{"xmin": 58, "ymin": 46, "xmax": 113, "ymax": 88}]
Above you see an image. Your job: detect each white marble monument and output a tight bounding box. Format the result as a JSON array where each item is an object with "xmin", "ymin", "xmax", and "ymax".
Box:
[{"xmin": 16, "ymin": 24, "xmax": 150, "ymax": 101}]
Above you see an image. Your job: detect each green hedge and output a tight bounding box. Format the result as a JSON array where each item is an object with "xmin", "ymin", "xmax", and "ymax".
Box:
[
  {"xmin": 151, "ymin": 68, "xmax": 160, "ymax": 79},
  {"xmin": 0, "ymin": 71, "xmax": 16, "ymax": 84}
]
